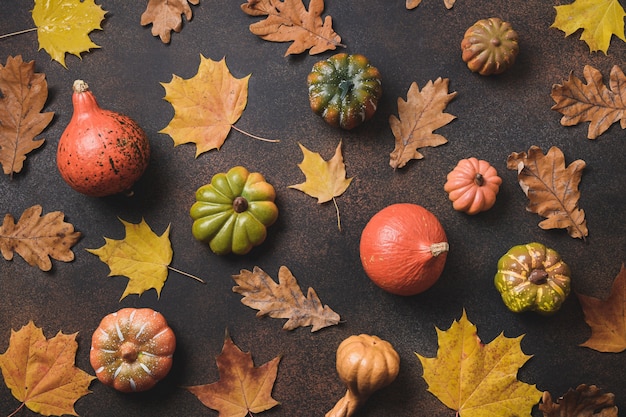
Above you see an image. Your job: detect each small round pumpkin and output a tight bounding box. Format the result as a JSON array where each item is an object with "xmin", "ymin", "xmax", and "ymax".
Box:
[
  {"xmin": 190, "ymin": 166, "xmax": 278, "ymax": 255},
  {"xmin": 494, "ymin": 242, "xmax": 571, "ymax": 315},
  {"xmin": 461, "ymin": 17, "xmax": 519, "ymax": 75},
  {"xmin": 90, "ymin": 308, "xmax": 176, "ymax": 392},
  {"xmin": 307, "ymin": 53, "xmax": 382, "ymax": 130},
  {"xmin": 444, "ymin": 157, "xmax": 502, "ymax": 215}
]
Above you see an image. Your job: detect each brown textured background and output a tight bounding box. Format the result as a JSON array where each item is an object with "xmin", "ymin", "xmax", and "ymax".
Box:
[{"xmin": 1, "ymin": 1, "xmax": 625, "ymax": 416}]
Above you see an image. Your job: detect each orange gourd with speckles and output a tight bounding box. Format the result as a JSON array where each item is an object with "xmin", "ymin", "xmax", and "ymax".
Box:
[{"xmin": 57, "ymin": 80, "xmax": 150, "ymax": 197}]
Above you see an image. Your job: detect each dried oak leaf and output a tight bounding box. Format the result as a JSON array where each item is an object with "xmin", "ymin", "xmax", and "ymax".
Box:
[
  {"xmin": 416, "ymin": 310, "xmax": 542, "ymax": 416},
  {"xmin": 578, "ymin": 263, "xmax": 626, "ymax": 352},
  {"xmin": 0, "ymin": 56, "xmax": 53, "ymax": 176},
  {"xmin": 389, "ymin": 79, "xmax": 457, "ymax": 169},
  {"xmin": 539, "ymin": 384, "xmax": 618, "ymax": 417},
  {"xmin": 0, "ymin": 205, "xmax": 80, "ymax": 271},
  {"xmin": 551, "ymin": 0, "xmax": 626, "ymax": 54},
  {"xmin": 241, "ymin": 0, "xmax": 344, "ymax": 56},
  {"xmin": 86, "ymin": 218, "xmax": 174, "ymax": 300},
  {"xmin": 288, "ymin": 141, "xmax": 353, "ymax": 230},
  {"xmin": 0, "ymin": 321, "xmax": 95, "ymax": 417},
  {"xmin": 232, "ymin": 265, "xmax": 341, "ymax": 332},
  {"xmin": 186, "ymin": 332, "xmax": 280, "ymax": 417},
  {"xmin": 141, "ymin": 0, "xmax": 199, "ymax": 43},
  {"xmin": 160, "ymin": 55, "xmax": 252, "ymax": 157},
  {"xmin": 406, "ymin": 0, "xmax": 455, "ymax": 10},
  {"xmin": 551, "ymin": 65, "xmax": 626, "ymax": 139},
  {"xmin": 32, "ymin": 0, "xmax": 107, "ymax": 68},
  {"xmin": 507, "ymin": 145, "xmax": 588, "ymax": 240}
]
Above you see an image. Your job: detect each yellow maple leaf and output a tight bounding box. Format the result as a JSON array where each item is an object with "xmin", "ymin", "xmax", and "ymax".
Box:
[
  {"xmin": 160, "ymin": 55, "xmax": 253, "ymax": 157},
  {"xmin": 0, "ymin": 321, "xmax": 95, "ymax": 416},
  {"xmin": 86, "ymin": 218, "xmax": 175, "ymax": 300},
  {"xmin": 32, "ymin": 0, "xmax": 107, "ymax": 68},
  {"xmin": 552, "ymin": 0, "xmax": 626, "ymax": 54},
  {"xmin": 416, "ymin": 310, "xmax": 542, "ymax": 417},
  {"xmin": 288, "ymin": 141, "xmax": 353, "ymax": 230}
]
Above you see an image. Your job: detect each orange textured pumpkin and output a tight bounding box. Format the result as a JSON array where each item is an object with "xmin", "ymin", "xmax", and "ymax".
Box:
[
  {"xmin": 359, "ymin": 203, "xmax": 449, "ymax": 296},
  {"xmin": 444, "ymin": 157, "xmax": 502, "ymax": 215},
  {"xmin": 461, "ymin": 17, "xmax": 519, "ymax": 76},
  {"xmin": 57, "ymin": 80, "xmax": 150, "ymax": 197},
  {"xmin": 90, "ymin": 308, "xmax": 175, "ymax": 392}
]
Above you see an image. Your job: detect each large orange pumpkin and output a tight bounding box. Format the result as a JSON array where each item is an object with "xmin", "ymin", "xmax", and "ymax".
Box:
[{"xmin": 359, "ymin": 203, "xmax": 449, "ymax": 296}]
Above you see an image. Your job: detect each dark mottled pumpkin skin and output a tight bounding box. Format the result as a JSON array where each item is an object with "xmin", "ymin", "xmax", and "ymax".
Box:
[{"xmin": 57, "ymin": 83, "xmax": 150, "ymax": 197}]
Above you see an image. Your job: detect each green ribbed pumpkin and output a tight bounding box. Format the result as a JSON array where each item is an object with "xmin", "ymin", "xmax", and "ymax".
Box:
[{"xmin": 461, "ymin": 17, "xmax": 519, "ymax": 75}]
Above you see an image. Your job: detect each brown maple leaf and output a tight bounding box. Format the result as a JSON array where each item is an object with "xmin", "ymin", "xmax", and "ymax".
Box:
[
  {"xmin": 241, "ymin": 0, "xmax": 344, "ymax": 56},
  {"xmin": 578, "ymin": 263, "xmax": 626, "ymax": 353},
  {"xmin": 140, "ymin": 0, "xmax": 199, "ymax": 43},
  {"xmin": 186, "ymin": 332, "xmax": 280, "ymax": 416},
  {"xmin": 551, "ymin": 65, "xmax": 626, "ymax": 139},
  {"xmin": 507, "ymin": 145, "xmax": 588, "ymax": 240},
  {"xmin": 406, "ymin": 0, "xmax": 455, "ymax": 10},
  {"xmin": 0, "ymin": 321, "xmax": 95, "ymax": 417},
  {"xmin": 232, "ymin": 265, "xmax": 341, "ymax": 332},
  {"xmin": 539, "ymin": 384, "xmax": 618, "ymax": 417},
  {"xmin": 389, "ymin": 78, "xmax": 457, "ymax": 169},
  {"xmin": 0, "ymin": 205, "xmax": 81, "ymax": 271},
  {"xmin": 0, "ymin": 56, "xmax": 53, "ymax": 176}
]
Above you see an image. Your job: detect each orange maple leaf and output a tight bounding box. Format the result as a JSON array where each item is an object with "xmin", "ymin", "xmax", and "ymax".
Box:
[
  {"xmin": 186, "ymin": 332, "xmax": 281, "ymax": 416},
  {"xmin": 551, "ymin": 65, "xmax": 626, "ymax": 139},
  {"xmin": 0, "ymin": 56, "xmax": 53, "ymax": 176},
  {"xmin": 389, "ymin": 78, "xmax": 457, "ymax": 169},
  {"xmin": 141, "ymin": 0, "xmax": 199, "ymax": 43},
  {"xmin": 507, "ymin": 146, "xmax": 588, "ymax": 240},
  {"xmin": 578, "ymin": 263, "xmax": 626, "ymax": 353},
  {"xmin": 0, "ymin": 321, "xmax": 95, "ymax": 416},
  {"xmin": 241, "ymin": 0, "xmax": 344, "ymax": 56}
]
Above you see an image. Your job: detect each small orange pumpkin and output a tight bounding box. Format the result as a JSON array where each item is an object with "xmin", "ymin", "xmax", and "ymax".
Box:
[
  {"xmin": 461, "ymin": 17, "xmax": 519, "ymax": 76},
  {"xmin": 444, "ymin": 157, "xmax": 502, "ymax": 215},
  {"xmin": 90, "ymin": 308, "xmax": 175, "ymax": 392}
]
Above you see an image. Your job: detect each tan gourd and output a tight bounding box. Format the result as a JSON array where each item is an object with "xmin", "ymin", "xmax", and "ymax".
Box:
[{"xmin": 326, "ymin": 334, "xmax": 400, "ymax": 417}]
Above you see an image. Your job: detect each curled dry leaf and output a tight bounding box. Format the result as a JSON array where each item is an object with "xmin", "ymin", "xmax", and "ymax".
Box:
[
  {"xmin": 241, "ymin": 0, "xmax": 344, "ymax": 56},
  {"xmin": 0, "ymin": 321, "xmax": 95, "ymax": 417},
  {"xmin": 232, "ymin": 265, "xmax": 341, "ymax": 332},
  {"xmin": 0, "ymin": 56, "xmax": 53, "ymax": 176},
  {"xmin": 551, "ymin": 65, "xmax": 626, "ymax": 139},
  {"xmin": 389, "ymin": 79, "xmax": 456, "ymax": 169},
  {"xmin": 507, "ymin": 146, "xmax": 588, "ymax": 240},
  {"xmin": 141, "ymin": 0, "xmax": 199, "ymax": 43},
  {"xmin": 539, "ymin": 384, "xmax": 618, "ymax": 417},
  {"xmin": 578, "ymin": 263, "xmax": 626, "ymax": 353},
  {"xmin": 0, "ymin": 205, "xmax": 80, "ymax": 271},
  {"xmin": 186, "ymin": 332, "xmax": 280, "ymax": 417}
]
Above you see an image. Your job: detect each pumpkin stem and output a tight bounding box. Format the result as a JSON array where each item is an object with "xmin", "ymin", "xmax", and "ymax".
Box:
[
  {"xmin": 73, "ymin": 79, "xmax": 90, "ymax": 93},
  {"xmin": 430, "ymin": 242, "xmax": 449, "ymax": 257},
  {"xmin": 325, "ymin": 389, "xmax": 364, "ymax": 417},
  {"xmin": 474, "ymin": 173, "xmax": 485, "ymax": 186},
  {"xmin": 528, "ymin": 269, "xmax": 548, "ymax": 285},
  {"xmin": 233, "ymin": 196, "xmax": 249, "ymax": 213},
  {"xmin": 120, "ymin": 342, "xmax": 138, "ymax": 362},
  {"xmin": 338, "ymin": 79, "xmax": 354, "ymax": 101}
]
